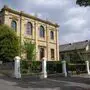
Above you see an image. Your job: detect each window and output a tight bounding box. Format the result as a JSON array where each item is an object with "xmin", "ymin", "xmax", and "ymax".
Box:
[
  {"xmin": 40, "ymin": 26, "xmax": 45, "ymax": 38},
  {"xmin": 51, "ymin": 49, "xmax": 54, "ymax": 59},
  {"xmin": 26, "ymin": 22, "xmax": 32, "ymax": 35},
  {"xmin": 40, "ymin": 48, "xmax": 44, "ymax": 60},
  {"xmin": 50, "ymin": 31, "xmax": 54, "ymax": 40},
  {"xmin": 11, "ymin": 20, "xmax": 17, "ymax": 31}
]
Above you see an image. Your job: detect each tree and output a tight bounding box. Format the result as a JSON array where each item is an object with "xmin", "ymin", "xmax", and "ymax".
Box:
[
  {"xmin": 22, "ymin": 41, "xmax": 36, "ymax": 61},
  {"xmin": 70, "ymin": 49, "xmax": 84, "ymax": 63},
  {"xmin": 0, "ymin": 24, "xmax": 20, "ymax": 62},
  {"xmin": 76, "ymin": 0, "xmax": 90, "ymax": 6}
]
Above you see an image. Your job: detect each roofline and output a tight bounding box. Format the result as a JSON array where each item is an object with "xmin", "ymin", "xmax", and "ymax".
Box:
[
  {"xmin": 1, "ymin": 5, "xmax": 59, "ymax": 27},
  {"xmin": 60, "ymin": 40, "xmax": 89, "ymax": 46},
  {"xmin": 60, "ymin": 48, "xmax": 85, "ymax": 53}
]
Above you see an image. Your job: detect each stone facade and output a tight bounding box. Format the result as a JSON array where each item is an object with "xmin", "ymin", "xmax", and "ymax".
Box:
[{"xmin": 0, "ymin": 5, "xmax": 59, "ymax": 61}]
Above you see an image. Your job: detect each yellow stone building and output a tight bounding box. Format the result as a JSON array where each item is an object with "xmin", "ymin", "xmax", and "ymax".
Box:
[{"xmin": 0, "ymin": 5, "xmax": 59, "ymax": 61}]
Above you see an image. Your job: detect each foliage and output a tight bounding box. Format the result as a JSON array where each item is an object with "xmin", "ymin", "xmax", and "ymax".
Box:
[
  {"xmin": 67, "ymin": 63, "xmax": 86, "ymax": 74},
  {"xmin": 22, "ymin": 41, "xmax": 36, "ymax": 61},
  {"xmin": 69, "ymin": 49, "xmax": 84, "ymax": 63},
  {"xmin": 20, "ymin": 60, "xmax": 42, "ymax": 74},
  {"xmin": 76, "ymin": 0, "xmax": 90, "ymax": 6},
  {"xmin": 0, "ymin": 24, "xmax": 19, "ymax": 62},
  {"xmin": 47, "ymin": 61, "xmax": 62, "ymax": 74}
]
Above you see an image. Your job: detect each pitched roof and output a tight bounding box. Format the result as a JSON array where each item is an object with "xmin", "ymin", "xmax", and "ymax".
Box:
[
  {"xmin": 1, "ymin": 5, "xmax": 59, "ymax": 27},
  {"xmin": 60, "ymin": 40, "xmax": 90, "ymax": 52}
]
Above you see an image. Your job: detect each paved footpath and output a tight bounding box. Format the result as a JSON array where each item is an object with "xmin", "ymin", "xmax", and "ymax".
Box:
[{"xmin": 0, "ymin": 74, "xmax": 90, "ymax": 90}]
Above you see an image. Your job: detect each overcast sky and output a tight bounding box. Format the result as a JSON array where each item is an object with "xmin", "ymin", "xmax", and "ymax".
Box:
[{"xmin": 0, "ymin": 0, "xmax": 90, "ymax": 44}]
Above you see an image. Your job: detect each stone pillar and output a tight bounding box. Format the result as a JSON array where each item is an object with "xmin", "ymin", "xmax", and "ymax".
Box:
[
  {"xmin": 85, "ymin": 61, "xmax": 90, "ymax": 75},
  {"xmin": 62, "ymin": 61, "xmax": 67, "ymax": 77},
  {"xmin": 14, "ymin": 56, "xmax": 21, "ymax": 79},
  {"xmin": 40, "ymin": 57, "xmax": 47, "ymax": 79}
]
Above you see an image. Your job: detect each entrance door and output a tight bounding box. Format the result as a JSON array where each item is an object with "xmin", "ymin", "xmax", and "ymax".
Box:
[{"xmin": 40, "ymin": 47, "xmax": 44, "ymax": 60}]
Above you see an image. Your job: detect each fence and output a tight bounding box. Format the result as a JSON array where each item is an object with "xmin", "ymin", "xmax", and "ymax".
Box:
[
  {"xmin": 1, "ymin": 56, "xmax": 89, "ymax": 79},
  {"xmin": 47, "ymin": 61, "xmax": 62, "ymax": 74},
  {"xmin": 67, "ymin": 63, "xmax": 87, "ymax": 75},
  {"xmin": 20, "ymin": 60, "xmax": 42, "ymax": 75},
  {"xmin": 0, "ymin": 61, "xmax": 14, "ymax": 76}
]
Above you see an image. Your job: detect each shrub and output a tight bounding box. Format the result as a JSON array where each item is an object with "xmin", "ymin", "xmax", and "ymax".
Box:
[
  {"xmin": 20, "ymin": 60, "xmax": 42, "ymax": 74},
  {"xmin": 47, "ymin": 61, "xmax": 62, "ymax": 74},
  {"xmin": 22, "ymin": 41, "xmax": 36, "ymax": 61}
]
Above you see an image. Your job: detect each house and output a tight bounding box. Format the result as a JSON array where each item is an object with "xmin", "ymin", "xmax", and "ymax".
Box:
[
  {"xmin": 0, "ymin": 5, "xmax": 59, "ymax": 61},
  {"xmin": 59, "ymin": 40, "xmax": 90, "ymax": 62}
]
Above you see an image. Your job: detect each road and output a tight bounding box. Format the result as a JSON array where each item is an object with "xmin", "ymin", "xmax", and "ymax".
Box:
[{"xmin": 0, "ymin": 74, "xmax": 90, "ymax": 90}]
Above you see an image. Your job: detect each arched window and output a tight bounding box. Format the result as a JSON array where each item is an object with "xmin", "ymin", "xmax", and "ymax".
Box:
[
  {"xmin": 40, "ymin": 26, "xmax": 45, "ymax": 38},
  {"xmin": 26, "ymin": 22, "xmax": 32, "ymax": 35},
  {"xmin": 11, "ymin": 20, "xmax": 17, "ymax": 31},
  {"xmin": 50, "ymin": 31, "xmax": 54, "ymax": 40}
]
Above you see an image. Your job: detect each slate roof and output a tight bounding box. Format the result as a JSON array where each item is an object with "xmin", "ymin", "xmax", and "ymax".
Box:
[{"xmin": 60, "ymin": 40, "xmax": 90, "ymax": 52}]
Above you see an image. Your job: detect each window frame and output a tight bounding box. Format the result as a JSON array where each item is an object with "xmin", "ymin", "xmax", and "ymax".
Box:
[
  {"xmin": 40, "ymin": 25, "xmax": 45, "ymax": 38},
  {"xmin": 11, "ymin": 20, "xmax": 17, "ymax": 31},
  {"xmin": 26, "ymin": 22, "xmax": 33, "ymax": 35},
  {"xmin": 51, "ymin": 49, "xmax": 55, "ymax": 60},
  {"xmin": 50, "ymin": 31, "xmax": 54, "ymax": 40},
  {"xmin": 39, "ymin": 47, "xmax": 45, "ymax": 60}
]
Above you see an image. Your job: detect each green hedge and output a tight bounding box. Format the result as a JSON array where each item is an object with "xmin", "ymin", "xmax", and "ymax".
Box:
[
  {"xmin": 67, "ymin": 63, "xmax": 87, "ymax": 74},
  {"xmin": 20, "ymin": 60, "xmax": 42, "ymax": 74},
  {"xmin": 47, "ymin": 61, "xmax": 62, "ymax": 74}
]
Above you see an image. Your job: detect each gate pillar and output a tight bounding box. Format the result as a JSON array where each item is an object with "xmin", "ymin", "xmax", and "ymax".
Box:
[
  {"xmin": 85, "ymin": 61, "xmax": 90, "ymax": 75},
  {"xmin": 62, "ymin": 61, "xmax": 67, "ymax": 77},
  {"xmin": 40, "ymin": 57, "xmax": 47, "ymax": 79},
  {"xmin": 14, "ymin": 56, "xmax": 21, "ymax": 79}
]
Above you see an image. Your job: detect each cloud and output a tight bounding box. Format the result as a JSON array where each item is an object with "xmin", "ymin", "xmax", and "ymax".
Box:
[{"xmin": 0, "ymin": 0, "xmax": 90, "ymax": 44}]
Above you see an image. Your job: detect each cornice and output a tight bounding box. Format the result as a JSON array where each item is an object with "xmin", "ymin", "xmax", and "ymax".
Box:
[{"xmin": 1, "ymin": 5, "xmax": 59, "ymax": 27}]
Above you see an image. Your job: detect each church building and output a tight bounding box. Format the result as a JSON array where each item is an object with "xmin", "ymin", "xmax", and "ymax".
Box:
[{"xmin": 0, "ymin": 5, "xmax": 59, "ymax": 61}]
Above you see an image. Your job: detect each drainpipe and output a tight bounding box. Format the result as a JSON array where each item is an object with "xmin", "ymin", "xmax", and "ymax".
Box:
[{"xmin": 19, "ymin": 11, "xmax": 22, "ymax": 57}]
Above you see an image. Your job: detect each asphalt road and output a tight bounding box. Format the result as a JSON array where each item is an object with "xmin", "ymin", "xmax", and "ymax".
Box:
[{"xmin": 0, "ymin": 74, "xmax": 90, "ymax": 90}]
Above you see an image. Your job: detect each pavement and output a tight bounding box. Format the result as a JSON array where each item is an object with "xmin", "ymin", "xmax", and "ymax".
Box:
[{"xmin": 0, "ymin": 74, "xmax": 90, "ymax": 90}]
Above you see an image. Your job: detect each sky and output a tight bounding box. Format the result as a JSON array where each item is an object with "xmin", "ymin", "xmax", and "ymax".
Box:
[{"xmin": 0, "ymin": 0, "xmax": 90, "ymax": 44}]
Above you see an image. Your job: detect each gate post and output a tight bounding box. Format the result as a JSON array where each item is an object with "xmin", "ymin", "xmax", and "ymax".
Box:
[
  {"xmin": 85, "ymin": 61, "xmax": 90, "ymax": 75},
  {"xmin": 40, "ymin": 57, "xmax": 47, "ymax": 79},
  {"xmin": 14, "ymin": 56, "xmax": 21, "ymax": 79},
  {"xmin": 62, "ymin": 61, "xmax": 67, "ymax": 77}
]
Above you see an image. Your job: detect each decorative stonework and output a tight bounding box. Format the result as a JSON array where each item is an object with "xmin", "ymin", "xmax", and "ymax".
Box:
[{"xmin": 0, "ymin": 6, "xmax": 60, "ymax": 61}]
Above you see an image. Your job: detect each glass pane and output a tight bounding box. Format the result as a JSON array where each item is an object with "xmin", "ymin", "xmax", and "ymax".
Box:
[
  {"xmin": 50, "ymin": 31, "xmax": 54, "ymax": 39},
  {"xmin": 40, "ymin": 26, "xmax": 44, "ymax": 37},
  {"xmin": 26, "ymin": 22, "xmax": 32, "ymax": 35},
  {"xmin": 11, "ymin": 21, "xmax": 17, "ymax": 31}
]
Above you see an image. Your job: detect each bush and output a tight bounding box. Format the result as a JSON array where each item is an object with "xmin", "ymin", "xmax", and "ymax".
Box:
[
  {"xmin": 0, "ymin": 25, "xmax": 19, "ymax": 62},
  {"xmin": 20, "ymin": 60, "xmax": 42, "ymax": 74},
  {"xmin": 47, "ymin": 61, "xmax": 62, "ymax": 74},
  {"xmin": 22, "ymin": 41, "xmax": 36, "ymax": 61},
  {"xmin": 67, "ymin": 63, "xmax": 86, "ymax": 74}
]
